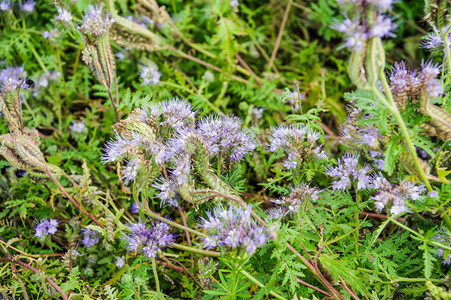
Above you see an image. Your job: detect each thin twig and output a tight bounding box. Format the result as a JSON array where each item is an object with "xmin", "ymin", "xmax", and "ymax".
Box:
[
  {"xmin": 338, "ymin": 275, "xmax": 361, "ymax": 300},
  {"xmin": 295, "ymin": 277, "xmax": 332, "ymax": 297},
  {"xmin": 235, "ymin": 54, "xmax": 263, "ymax": 86},
  {"xmin": 267, "ymin": 0, "xmax": 293, "ymax": 71}
]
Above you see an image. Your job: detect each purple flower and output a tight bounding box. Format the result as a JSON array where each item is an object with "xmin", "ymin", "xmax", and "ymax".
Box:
[
  {"xmin": 325, "ymin": 153, "xmax": 372, "ymax": 191},
  {"xmin": 121, "ymin": 159, "xmax": 141, "ymax": 185},
  {"xmin": 123, "ymin": 220, "xmax": 175, "ymax": 258},
  {"xmin": 428, "ymin": 190, "xmax": 439, "ymax": 198},
  {"xmin": 369, "ymin": 15, "xmax": 396, "ymax": 38},
  {"xmin": 102, "ymin": 134, "xmax": 136, "ymax": 163},
  {"xmin": 0, "ymin": 1, "xmax": 11, "ymax": 11},
  {"xmin": 70, "ymin": 120, "xmax": 86, "ymax": 133},
  {"xmin": 196, "ymin": 115, "xmax": 256, "ymax": 161},
  {"xmin": 78, "ymin": 4, "xmax": 114, "ymax": 38},
  {"xmin": 0, "ymin": 65, "xmax": 26, "ymax": 93},
  {"xmin": 271, "ymin": 184, "xmax": 319, "ymax": 217},
  {"xmin": 433, "ymin": 228, "xmax": 451, "ymax": 265},
  {"xmin": 130, "ymin": 202, "xmax": 141, "ymax": 214},
  {"xmin": 421, "ymin": 26, "xmax": 450, "ymax": 53},
  {"xmin": 20, "ymin": 0, "xmax": 35, "ymax": 13},
  {"xmin": 43, "ymin": 29, "xmax": 58, "ymax": 41},
  {"xmin": 55, "ymin": 6, "xmax": 72, "ymax": 24},
  {"xmin": 230, "ymin": 0, "xmax": 239, "ymax": 7},
  {"xmin": 282, "ymin": 90, "xmax": 305, "ymax": 111},
  {"xmin": 145, "ymin": 99, "xmax": 195, "ymax": 128},
  {"xmin": 371, "ymin": 175, "xmax": 426, "ymax": 216},
  {"xmin": 82, "ymin": 228, "xmax": 99, "ymax": 248},
  {"xmin": 268, "ymin": 125, "xmax": 327, "ymax": 170},
  {"xmin": 153, "ymin": 178, "xmax": 179, "ymax": 207},
  {"xmin": 198, "ymin": 205, "xmax": 268, "ymax": 255},
  {"xmin": 420, "ymin": 61, "xmax": 443, "ymax": 98},
  {"xmin": 34, "ymin": 219, "xmax": 59, "ymax": 238},
  {"xmin": 140, "ymin": 62, "xmax": 161, "ymax": 85},
  {"xmin": 116, "ymin": 256, "xmax": 125, "ymax": 268}
]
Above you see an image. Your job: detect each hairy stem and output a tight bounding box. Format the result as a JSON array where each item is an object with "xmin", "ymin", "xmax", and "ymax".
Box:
[{"xmin": 152, "ymin": 257, "xmax": 160, "ymax": 293}]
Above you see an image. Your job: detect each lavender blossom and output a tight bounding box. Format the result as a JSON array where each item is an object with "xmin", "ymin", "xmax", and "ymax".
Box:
[
  {"xmin": 82, "ymin": 228, "xmax": 99, "ymax": 247},
  {"xmin": 271, "ymin": 184, "xmax": 320, "ymax": 217},
  {"xmin": 116, "ymin": 256, "xmax": 125, "ymax": 268},
  {"xmin": 196, "ymin": 115, "xmax": 256, "ymax": 161},
  {"xmin": 70, "ymin": 120, "xmax": 86, "ymax": 133},
  {"xmin": 198, "ymin": 205, "xmax": 268, "ymax": 255},
  {"xmin": 421, "ymin": 26, "xmax": 451, "ymax": 53},
  {"xmin": 20, "ymin": 0, "xmax": 35, "ymax": 13},
  {"xmin": 230, "ymin": 0, "xmax": 239, "ymax": 7},
  {"xmin": 55, "ymin": 6, "xmax": 72, "ymax": 24},
  {"xmin": 130, "ymin": 202, "xmax": 141, "ymax": 214},
  {"xmin": 78, "ymin": 4, "xmax": 115, "ymax": 38},
  {"xmin": 121, "ymin": 159, "xmax": 141, "ymax": 185},
  {"xmin": 154, "ymin": 178, "xmax": 179, "ymax": 207},
  {"xmin": 102, "ymin": 134, "xmax": 137, "ymax": 163},
  {"xmin": 43, "ymin": 29, "xmax": 58, "ymax": 41},
  {"xmin": 252, "ymin": 107, "xmax": 265, "ymax": 119},
  {"xmin": 140, "ymin": 62, "xmax": 161, "ymax": 85},
  {"xmin": 123, "ymin": 220, "xmax": 175, "ymax": 259},
  {"xmin": 0, "ymin": 65, "xmax": 26, "ymax": 92},
  {"xmin": 369, "ymin": 15, "xmax": 395, "ymax": 38},
  {"xmin": 419, "ymin": 61, "xmax": 443, "ymax": 98},
  {"xmin": 268, "ymin": 124, "xmax": 327, "ymax": 169},
  {"xmin": 0, "ymin": 1, "xmax": 11, "ymax": 11},
  {"xmin": 325, "ymin": 153, "xmax": 372, "ymax": 191},
  {"xmin": 433, "ymin": 228, "xmax": 451, "ymax": 265},
  {"xmin": 34, "ymin": 219, "xmax": 59, "ymax": 238},
  {"xmin": 371, "ymin": 175, "xmax": 426, "ymax": 216}
]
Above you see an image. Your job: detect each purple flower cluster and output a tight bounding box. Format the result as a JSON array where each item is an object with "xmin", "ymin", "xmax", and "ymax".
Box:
[
  {"xmin": 269, "ymin": 184, "xmax": 319, "ymax": 219},
  {"xmin": 433, "ymin": 228, "xmax": 451, "ymax": 265},
  {"xmin": 78, "ymin": 4, "xmax": 115, "ymax": 38},
  {"xmin": 371, "ymin": 175, "xmax": 426, "ymax": 216},
  {"xmin": 20, "ymin": 0, "xmax": 35, "ymax": 13},
  {"xmin": 340, "ymin": 106, "xmax": 380, "ymax": 149},
  {"xmin": 121, "ymin": 159, "xmax": 141, "ymax": 185},
  {"xmin": 268, "ymin": 124, "xmax": 327, "ymax": 170},
  {"xmin": 123, "ymin": 220, "xmax": 175, "ymax": 259},
  {"xmin": 82, "ymin": 228, "xmax": 99, "ymax": 248},
  {"xmin": 34, "ymin": 219, "xmax": 58, "ymax": 238},
  {"xmin": 325, "ymin": 153, "xmax": 372, "ymax": 191},
  {"xmin": 70, "ymin": 120, "xmax": 86, "ymax": 133},
  {"xmin": 116, "ymin": 256, "xmax": 125, "ymax": 268},
  {"xmin": 196, "ymin": 115, "xmax": 256, "ymax": 161},
  {"xmin": 55, "ymin": 6, "xmax": 72, "ymax": 24},
  {"xmin": 422, "ymin": 26, "xmax": 450, "ymax": 54},
  {"xmin": 199, "ymin": 205, "xmax": 267, "ymax": 254},
  {"xmin": 0, "ymin": 65, "xmax": 26, "ymax": 93},
  {"xmin": 389, "ymin": 61, "xmax": 443, "ymax": 106},
  {"xmin": 145, "ymin": 99, "xmax": 195, "ymax": 129},
  {"xmin": 140, "ymin": 62, "xmax": 161, "ymax": 86},
  {"xmin": 333, "ymin": 0, "xmax": 395, "ymax": 50}
]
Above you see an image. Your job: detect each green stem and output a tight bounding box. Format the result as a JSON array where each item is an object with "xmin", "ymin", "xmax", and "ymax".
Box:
[
  {"xmin": 389, "ymin": 218, "xmax": 451, "ymax": 251},
  {"xmin": 172, "ymin": 244, "xmax": 220, "ymax": 257},
  {"xmin": 355, "ymin": 192, "xmax": 360, "ymax": 256},
  {"xmin": 151, "ymin": 257, "xmax": 160, "ymax": 293},
  {"xmin": 137, "ymin": 201, "xmax": 207, "ymax": 238},
  {"xmin": 240, "ymin": 270, "xmax": 287, "ymax": 300},
  {"xmin": 375, "ymin": 69, "xmax": 451, "ymax": 232}
]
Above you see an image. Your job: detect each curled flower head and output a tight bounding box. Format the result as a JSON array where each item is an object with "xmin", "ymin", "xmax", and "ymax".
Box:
[
  {"xmin": 268, "ymin": 124, "xmax": 326, "ymax": 170},
  {"xmin": 199, "ymin": 205, "xmax": 268, "ymax": 255},
  {"xmin": 371, "ymin": 175, "xmax": 426, "ymax": 216},
  {"xmin": 325, "ymin": 153, "xmax": 372, "ymax": 191},
  {"xmin": 82, "ymin": 228, "xmax": 99, "ymax": 248},
  {"xmin": 270, "ymin": 184, "xmax": 320, "ymax": 218},
  {"xmin": 34, "ymin": 219, "xmax": 59, "ymax": 238},
  {"xmin": 421, "ymin": 26, "xmax": 450, "ymax": 55},
  {"xmin": 197, "ymin": 115, "xmax": 256, "ymax": 161},
  {"xmin": 78, "ymin": 4, "xmax": 114, "ymax": 38},
  {"xmin": 123, "ymin": 220, "xmax": 175, "ymax": 258}
]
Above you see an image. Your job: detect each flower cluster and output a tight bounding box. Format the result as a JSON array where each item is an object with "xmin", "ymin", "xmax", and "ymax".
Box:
[
  {"xmin": 282, "ymin": 90, "xmax": 305, "ymax": 111},
  {"xmin": 269, "ymin": 184, "xmax": 319, "ymax": 219},
  {"xmin": 55, "ymin": 6, "xmax": 72, "ymax": 24},
  {"xmin": 82, "ymin": 228, "xmax": 100, "ymax": 248},
  {"xmin": 340, "ymin": 106, "xmax": 380, "ymax": 149},
  {"xmin": 70, "ymin": 120, "xmax": 86, "ymax": 133},
  {"xmin": 43, "ymin": 29, "xmax": 59, "ymax": 41},
  {"xmin": 433, "ymin": 228, "xmax": 451, "ymax": 265},
  {"xmin": 78, "ymin": 4, "xmax": 115, "ymax": 38},
  {"xmin": 199, "ymin": 205, "xmax": 267, "ymax": 254},
  {"xmin": 325, "ymin": 153, "xmax": 372, "ymax": 191},
  {"xmin": 140, "ymin": 62, "xmax": 161, "ymax": 86},
  {"xmin": 268, "ymin": 124, "xmax": 327, "ymax": 170},
  {"xmin": 371, "ymin": 175, "xmax": 426, "ymax": 215},
  {"xmin": 196, "ymin": 115, "xmax": 256, "ymax": 161},
  {"xmin": 388, "ymin": 61, "xmax": 443, "ymax": 109},
  {"xmin": 334, "ymin": 0, "xmax": 395, "ymax": 50},
  {"xmin": 0, "ymin": 65, "xmax": 26, "ymax": 93},
  {"xmin": 422, "ymin": 26, "xmax": 450, "ymax": 54},
  {"xmin": 123, "ymin": 220, "xmax": 175, "ymax": 258},
  {"xmin": 20, "ymin": 0, "xmax": 35, "ymax": 13},
  {"xmin": 34, "ymin": 219, "xmax": 58, "ymax": 238}
]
